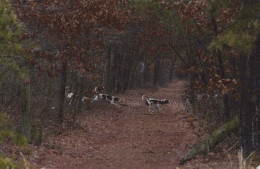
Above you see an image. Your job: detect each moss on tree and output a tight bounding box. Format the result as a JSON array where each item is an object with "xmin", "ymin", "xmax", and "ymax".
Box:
[{"xmin": 179, "ymin": 116, "xmax": 239, "ymax": 165}]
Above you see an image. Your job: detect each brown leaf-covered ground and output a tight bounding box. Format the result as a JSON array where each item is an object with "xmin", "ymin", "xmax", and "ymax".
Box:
[{"xmin": 27, "ymin": 80, "xmax": 238, "ymax": 169}]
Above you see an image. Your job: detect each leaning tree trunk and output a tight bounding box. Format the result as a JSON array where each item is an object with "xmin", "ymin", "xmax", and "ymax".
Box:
[
  {"xmin": 58, "ymin": 61, "xmax": 67, "ymax": 124},
  {"xmin": 21, "ymin": 75, "xmax": 31, "ymax": 141},
  {"xmin": 180, "ymin": 116, "xmax": 239, "ymax": 165}
]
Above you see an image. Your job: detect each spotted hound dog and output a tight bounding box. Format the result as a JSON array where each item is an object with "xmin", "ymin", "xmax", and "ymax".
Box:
[
  {"xmin": 91, "ymin": 94, "xmax": 120, "ymax": 107},
  {"xmin": 142, "ymin": 95, "xmax": 171, "ymax": 113}
]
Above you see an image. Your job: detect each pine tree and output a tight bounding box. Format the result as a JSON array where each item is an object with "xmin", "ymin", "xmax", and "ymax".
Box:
[
  {"xmin": 0, "ymin": 0, "xmax": 31, "ymax": 142},
  {"xmin": 210, "ymin": 0, "xmax": 260, "ymax": 154}
]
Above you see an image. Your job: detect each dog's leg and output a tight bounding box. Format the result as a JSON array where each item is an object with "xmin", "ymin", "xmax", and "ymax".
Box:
[
  {"xmin": 150, "ymin": 104, "xmax": 157, "ymax": 114},
  {"xmin": 91, "ymin": 95, "xmax": 98, "ymax": 103},
  {"xmin": 157, "ymin": 104, "xmax": 161, "ymax": 113},
  {"xmin": 151, "ymin": 105, "xmax": 157, "ymax": 113},
  {"xmin": 111, "ymin": 101, "xmax": 120, "ymax": 107},
  {"xmin": 148, "ymin": 104, "xmax": 153, "ymax": 114},
  {"xmin": 104, "ymin": 95, "xmax": 111, "ymax": 102},
  {"xmin": 69, "ymin": 99, "xmax": 73, "ymax": 105}
]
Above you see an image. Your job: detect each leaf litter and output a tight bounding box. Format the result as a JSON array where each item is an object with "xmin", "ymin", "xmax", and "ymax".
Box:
[{"xmin": 22, "ymin": 80, "xmax": 239, "ymax": 169}]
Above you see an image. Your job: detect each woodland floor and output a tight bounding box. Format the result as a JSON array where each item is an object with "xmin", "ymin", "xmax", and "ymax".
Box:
[{"xmin": 26, "ymin": 80, "xmax": 239, "ymax": 169}]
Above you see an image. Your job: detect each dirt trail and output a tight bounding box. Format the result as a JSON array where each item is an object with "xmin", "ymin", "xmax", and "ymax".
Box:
[{"xmin": 28, "ymin": 80, "xmax": 235, "ymax": 169}]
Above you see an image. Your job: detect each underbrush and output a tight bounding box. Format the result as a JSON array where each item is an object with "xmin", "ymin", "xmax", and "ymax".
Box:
[{"xmin": 0, "ymin": 113, "xmax": 28, "ymax": 169}]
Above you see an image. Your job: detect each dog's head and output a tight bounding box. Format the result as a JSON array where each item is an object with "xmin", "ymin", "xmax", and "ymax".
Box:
[
  {"xmin": 93, "ymin": 86, "xmax": 105, "ymax": 94},
  {"xmin": 98, "ymin": 86, "xmax": 105, "ymax": 90}
]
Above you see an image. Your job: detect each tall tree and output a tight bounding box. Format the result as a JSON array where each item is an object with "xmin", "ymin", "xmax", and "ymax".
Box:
[
  {"xmin": 15, "ymin": 0, "xmax": 130, "ymax": 122},
  {"xmin": 208, "ymin": 0, "xmax": 260, "ymax": 153},
  {"xmin": 0, "ymin": 0, "xmax": 31, "ymax": 140}
]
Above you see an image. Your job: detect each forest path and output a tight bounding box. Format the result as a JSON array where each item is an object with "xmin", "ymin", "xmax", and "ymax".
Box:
[{"xmin": 28, "ymin": 80, "xmax": 224, "ymax": 169}]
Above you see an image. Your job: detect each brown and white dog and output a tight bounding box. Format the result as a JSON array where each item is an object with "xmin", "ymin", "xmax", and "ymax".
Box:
[
  {"xmin": 142, "ymin": 95, "xmax": 171, "ymax": 113},
  {"xmin": 91, "ymin": 94, "xmax": 120, "ymax": 107}
]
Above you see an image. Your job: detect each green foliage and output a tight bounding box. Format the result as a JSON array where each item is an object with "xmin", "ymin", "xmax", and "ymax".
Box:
[
  {"xmin": 209, "ymin": 2, "xmax": 260, "ymax": 55},
  {"xmin": 132, "ymin": 0, "xmax": 183, "ymax": 35},
  {"xmin": 0, "ymin": 155, "xmax": 16, "ymax": 169},
  {"xmin": 0, "ymin": 113, "xmax": 27, "ymax": 168},
  {"xmin": 0, "ymin": 113, "xmax": 27, "ymax": 147},
  {"xmin": 0, "ymin": 0, "xmax": 22, "ymax": 51},
  {"xmin": 0, "ymin": 154, "xmax": 26, "ymax": 169},
  {"xmin": 30, "ymin": 127, "xmax": 42, "ymax": 145},
  {"xmin": 210, "ymin": 21, "xmax": 260, "ymax": 54},
  {"xmin": 132, "ymin": 0, "xmax": 158, "ymax": 16},
  {"xmin": 0, "ymin": 0, "xmax": 26, "ymax": 80},
  {"xmin": 206, "ymin": 0, "xmax": 232, "ymax": 16},
  {"xmin": 132, "ymin": 0, "xmax": 178, "ymax": 24}
]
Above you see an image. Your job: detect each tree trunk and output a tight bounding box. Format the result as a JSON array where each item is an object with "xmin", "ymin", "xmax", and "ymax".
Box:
[
  {"xmin": 37, "ymin": 84, "xmax": 52, "ymax": 145},
  {"xmin": 143, "ymin": 59, "xmax": 151, "ymax": 84},
  {"xmin": 240, "ymin": 35, "xmax": 260, "ymax": 154},
  {"xmin": 72, "ymin": 79, "xmax": 79, "ymax": 123},
  {"xmin": 210, "ymin": 8, "xmax": 230, "ymax": 120},
  {"xmin": 77, "ymin": 76, "xmax": 85, "ymax": 114},
  {"xmin": 169, "ymin": 58, "xmax": 174, "ymax": 81},
  {"xmin": 153, "ymin": 55, "xmax": 160, "ymax": 86},
  {"xmin": 217, "ymin": 49, "xmax": 230, "ymax": 120},
  {"xmin": 104, "ymin": 44, "xmax": 112, "ymax": 93},
  {"xmin": 255, "ymin": 37, "xmax": 260, "ymax": 151},
  {"xmin": 58, "ymin": 61, "xmax": 67, "ymax": 124},
  {"xmin": 239, "ymin": 55, "xmax": 255, "ymax": 154},
  {"xmin": 21, "ymin": 75, "xmax": 31, "ymax": 141},
  {"xmin": 114, "ymin": 46, "xmax": 121, "ymax": 93},
  {"xmin": 179, "ymin": 116, "xmax": 239, "ymax": 165},
  {"xmin": 123, "ymin": 60, "xmax": 132, "ymax": 93},
  {"xmin": 129, "ymin": 63, "xmax": 139, "ymax": 89},
  {"xmin": 110, "ymin": 44, "xmax": 120, "ymax": 94}
]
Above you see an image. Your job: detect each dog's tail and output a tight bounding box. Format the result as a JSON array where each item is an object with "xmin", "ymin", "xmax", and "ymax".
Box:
[{"xmin": 142, "ymin": 95, "xmax": 146, "ymax": 100}]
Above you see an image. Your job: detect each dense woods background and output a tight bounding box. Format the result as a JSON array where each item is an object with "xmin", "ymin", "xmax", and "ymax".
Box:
[{"xmin": 0, "ymin": 0, "xmax": 259, "ymax": 168}]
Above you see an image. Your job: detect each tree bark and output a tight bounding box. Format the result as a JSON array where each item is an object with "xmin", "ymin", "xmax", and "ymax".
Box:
[
  {"xmin": 239, "ymin": 35, "xmax": 260, "ymax": 154},
  {"xmin": 211, "ymin": 11, "xmax": 230, "ymax": 120},
  {"xmin": 123, "ymin": 60, "xmax": 132, "ymax": 93},
  {"xmin": 58, "ymin": 61, "xmax": 67, "ymax": 124},
  {"xmin": 153, "ymin": 55, "xmax": 160, "ymax": 86},
  {"xmin": 104, "ymin": 44, "xmax": 112, "ymax": 93},
  {"xmin": 169, "ymin": 58, "xmax": 174, "ymax": 81},
  {"xmin": 114, "ymin": 46, "xmax": 122, "ymax": 93},
  {"xmin": 21, "ymin": 76, "xmax": 31, "ymax": 141},
  {"xmin": 77, "ymin": 76, "xmax": 85, "ymax": 114}
]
